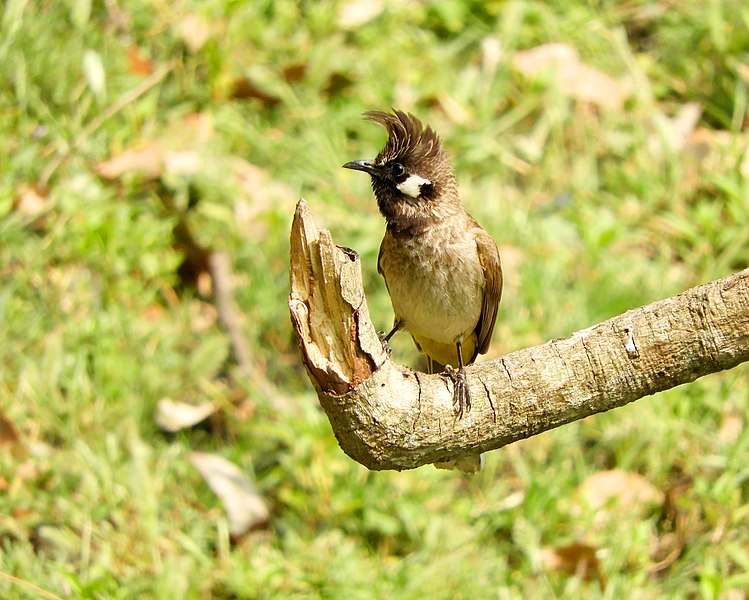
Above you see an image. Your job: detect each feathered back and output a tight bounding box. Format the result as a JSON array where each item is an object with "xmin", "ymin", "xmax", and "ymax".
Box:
[{"xmin": 364, "ymin": 110, "xmax": 445, "ymax": 166}]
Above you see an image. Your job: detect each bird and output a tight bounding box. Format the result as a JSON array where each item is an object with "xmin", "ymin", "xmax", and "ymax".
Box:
[{"xmin": 343, "ymin": 109, "xmax": 503, "ymax": 473}]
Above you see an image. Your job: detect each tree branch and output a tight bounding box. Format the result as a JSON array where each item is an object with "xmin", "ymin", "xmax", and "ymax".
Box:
[{"xmin": 288, "ymin": 199, "xmax": 749, "ymax": 471}]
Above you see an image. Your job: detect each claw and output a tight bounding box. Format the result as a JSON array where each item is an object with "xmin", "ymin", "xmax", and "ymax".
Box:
[
  {"xmin": 444, "ymin": 365, "xmax": 470, "ymax": 419},
  {"xmin": 377, "ymin": 331, "xmax": 393, "ymax": 355}
]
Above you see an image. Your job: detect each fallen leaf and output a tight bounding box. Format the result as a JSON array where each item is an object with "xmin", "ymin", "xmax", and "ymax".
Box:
[
  {"xmin": 155, "ymin": 399, "xmax": 217, "ymax": 433},
  {"xmin": 338, "ymin": 0, "xmax": 385, "ymax": 28},
  {"xmin": 540, "ymin": 542, "xmax": 603, "ymax": 583},
  {"xmin": 229, "ymin": 76, "xmax": 281, "ymax": 106},
  {"xmin": 163, "ymin": 150, "xmax": 202, "ymax": 176},
  {"xmin": 579, "ymin": 469, "xmax": 663, "ymax": 512},
  {"xmin": 96, "ymin": 113, "xmax": 213, "ymax": 180},
  {"xmin": 189, "ymin": 452, "xmax": 269, "ymax": 536},
  {"xmin": 127, "ymin": 46, "xmax": 154, "ymax": 75},
  {"xmin": 141, "ymin": 304, "xmax": 166, "ymax": 321},
  {"xmin": 514, "ymin": 43, "xmax": 577, "ymax": 74},
  {"xmin": 667, "ymin": 102, "xmax": 703, "ymax": 151},
  {"xmin": 178, "ymin": 15, "xmax": 214, "ymax": 53},
  {"xmin": 323, "ymin": 72, "xmax": 354, "ymax": 98},
  {"xmin": 13, "ymin": 185, "xmax": 49, "ymax": 219},
  {"xmin": 718, "ymin": 412, "xmax": 743, "ymax": 445},
  {"xmin": 282, "ymin": 63, "xmax": 307, "ymax": 84},
  {"xmin": 650, "ymin": 102, "xmax": 703, "ymax": 156},
  {"xmin": 96, "ymin": 141, "xmax": 164, "ymax": 180},
  {"xmin": 512, "ymin": 43, "xmax": 626, "ymax": 110}
]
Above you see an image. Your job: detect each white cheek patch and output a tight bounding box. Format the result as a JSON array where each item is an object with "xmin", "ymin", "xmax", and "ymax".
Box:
[{"xmin": 396, "ymin": 174, "xmax": 431, "ymax": 198}]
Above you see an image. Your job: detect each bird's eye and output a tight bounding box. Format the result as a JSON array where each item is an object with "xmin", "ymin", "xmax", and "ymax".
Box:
[{"xmin": 391, "ymin": 162, "xmax": 405, "ymax": 177}]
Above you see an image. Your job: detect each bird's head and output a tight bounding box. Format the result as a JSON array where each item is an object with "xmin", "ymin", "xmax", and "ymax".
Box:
[{"xmin": 343, "ymin": 110, "xmax": 460, "ymax": 227}]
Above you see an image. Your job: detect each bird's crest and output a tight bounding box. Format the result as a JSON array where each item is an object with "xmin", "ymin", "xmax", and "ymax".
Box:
[{"xmin": 364, "ymin": 110, "xmax": 444, "ymax": 166}]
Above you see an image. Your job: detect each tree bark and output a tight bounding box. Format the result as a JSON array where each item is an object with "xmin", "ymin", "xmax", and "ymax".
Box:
[{"xmin": 288, "ymin": 199, "xmax": 749, "ymax": 471}]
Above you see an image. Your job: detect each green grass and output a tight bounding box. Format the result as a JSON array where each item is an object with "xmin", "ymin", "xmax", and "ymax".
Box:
[{"xmin": 2, "ymin": 0, "xmax": 749, "ymax": 597}]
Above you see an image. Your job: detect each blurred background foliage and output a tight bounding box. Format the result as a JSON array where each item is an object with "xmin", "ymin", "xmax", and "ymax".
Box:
[{"xmin": 1, "ymin": 0, "xmax": 749, "ymax": 597}]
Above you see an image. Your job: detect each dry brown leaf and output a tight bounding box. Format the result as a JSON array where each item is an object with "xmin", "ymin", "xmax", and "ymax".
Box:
[
  {"xmin": 718, "ymin": 412, "xmax": 744, "ymax": 445},
  {"xmin": 229, "ymin": 77, "xmax": 281, "ymax": 106},
  {"xmin": 155, "ymin": 399, "xmax": 217, "ymax": 433},
  {"xmin": 189, "ymin": 452, "xmax": 269, "ymax": 536},
  {"xmin": 141, "ymin": 304, "xmax": 166, "ymax": 321},
  {"xmin": 13, "ymin": 185, "xmax": 49, "ymax": 219},
  {"xmin": 667, "ymin": 103, "xmax": 703, "ymax": 151},
  {"xmin": 323, "ymin": 72, "xmax": 354, "ymax": 98},
  {"xmin": 650, "ymin": 103, "xmax": 703, "ymax": 158},
  {"xmin": 338, "ymin": 0, "xmax": 385, "ymax": 28},
  {"xmin": 579, "ymin": 469, "xmax": 663, "ymax": 512},
  {"xmin": 96, "ymin": 141, "xmax": 164, "ymax": 180},
  {"xmin": 96, "ymin": 113, "xmax": 213, "ymax": 180},
  {"xmin": 540, "ymin": 542, "xmax": 602, "ymax": 583},
  {"xmin": 512, "ymin": 43, "xmax": 626, "ymax": 110},
  {"xmin": 513, "ymin": 43, "xmax": 577, "ymax": 73},
  {"xmin": 178, "ymin": 15, "xmax": 214, "ymax": 53},
  {"xmin": 177, "ymin": 112, "xmax": 214, "ymax": 144},
  {"xmin": 163, "ymin": 150, "xmax": 202, "ymax": 176},
  {"xmin": 127, "ymin": 46, "xmax": 154, "ymax": 75},
  {"xmin": 282, "ymin": 63, "xmax": 307, "ymax": 84}
]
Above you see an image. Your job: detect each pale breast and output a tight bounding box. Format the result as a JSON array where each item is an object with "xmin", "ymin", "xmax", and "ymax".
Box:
[{"xmin": 379, "ymin": 221, "xmax": 484, "ymax": 344}]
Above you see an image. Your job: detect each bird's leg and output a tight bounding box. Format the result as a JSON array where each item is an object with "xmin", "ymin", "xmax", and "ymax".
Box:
[
  {"xmin": 378, "ymin": 320, "xmax": 402, "ymax": 355},
  {"xmin": 426, "ymin": 355, "xmax": 436, "ymax": 375},
  {"xmin": 444, "ymin": 341, "xmax": 469, "ymax": 419}
]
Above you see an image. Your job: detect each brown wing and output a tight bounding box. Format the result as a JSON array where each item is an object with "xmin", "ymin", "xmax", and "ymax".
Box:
[
  {"xmin": 472, "ymin": 226, "xmax": 503, "ymax": 360},
  {"xmin": 377, "ymin": 234, "xmax": 388, "ymax": 280}
]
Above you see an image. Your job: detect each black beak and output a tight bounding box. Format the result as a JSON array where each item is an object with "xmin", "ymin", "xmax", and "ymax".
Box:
[{"xmin": 342, "ymin": 160, "xmax": 380, "ymax": 177}]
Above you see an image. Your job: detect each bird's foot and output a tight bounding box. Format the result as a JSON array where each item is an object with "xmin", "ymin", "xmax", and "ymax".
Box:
[
  {"xmin": 444, "ymin": 365, "xmax": 470, "ymax": 419},
  {"xmin": 377, "ymin": 331, "xmax": 393, "ymax": 355}
]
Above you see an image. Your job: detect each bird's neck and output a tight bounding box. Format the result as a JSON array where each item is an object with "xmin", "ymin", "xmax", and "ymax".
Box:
[{"xmin": 382, "ymin": 194, "xmax": 466, "ymax": 237}]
